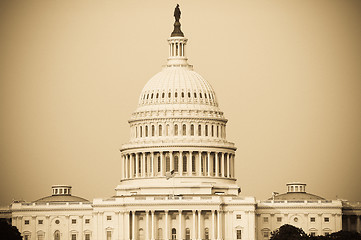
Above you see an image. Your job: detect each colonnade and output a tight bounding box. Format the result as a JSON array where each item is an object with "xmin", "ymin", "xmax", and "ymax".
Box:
[
  {"xmin": 344, "ymin": 215, "xmax": 361, "ymax": 232},
  {"xmin": 121, "ymin": 151, "xmax": 235, "ymax": 180},
  {"xmin": 126, "ymin": 209, "xmax": 223, "ymax": 240}
]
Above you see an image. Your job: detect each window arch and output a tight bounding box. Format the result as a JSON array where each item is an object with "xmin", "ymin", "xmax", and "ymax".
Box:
[
  {"xmin": 183, "ymin": 155, "xmax": 187, "ymax": 173},
  {"xmin": 174, "ymin": 156, "xmax": 179, "ymax": 172},
  {"xmin": 182, "ymin": 124, "xmax": 186, "ymax": 136},
  {"xmin": 171, "ymin": 228, "xmax": 177, "ymax": 240},
  {"xmin": 174, "ymin": 124, "xmax": 178, "ymax": 136},
  {"xmin": 159, "ymin": 125, "xmax": 162, "ymax": 136}
]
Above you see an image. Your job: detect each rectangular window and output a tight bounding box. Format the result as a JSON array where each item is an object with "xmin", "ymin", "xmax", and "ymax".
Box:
[
  {"xmin": 38, "ymin": 220, "xmax": 43, "ymax": 224},
  {"xmin": 107, "ymin": 216, "xmax": 112, "ymax": 221},
  {"xmin": 85, "ymin": 219, "xmax": 90, "ymax": 224},
  {"xmin": 277, "ymin": 217, "xmax": 282, "ymax": 222},
  {"xmin": 24, "ymin": 235, "xmax": 30, "ymax": 240},
  {"xmin": 85, "ymin": 234, "xmax": 91, "ymax": 240},
  {"xmin": 107, "ymin": 231, "xmax": 112, "ymax": 240},
  {"xmin": 324, "ymin": 217, "xmax": 329, "ymax": 222},
  {"xmin": 263, "ymin": 217, "xmax": 268, "ymax": 223},
  {"xmin": 24, "ymin": 220, "xmax": 30, "ymax": 225},
  {"xmin": 236, "ymin": 214, "xmax": 242, "ymax": 220},
  {"xmin": 72, "ymin": 219, "xmax": 76, "ymax": 224},
  {"xmin": 263, "ymin": 232, "xmax": 269, "ymax": 238},
  {"xmin": 310, "ymin": 217, "xmax": 316, "ymax": 222},
  {"xmin": 71, "ymin": 234, "xmax": 76, "ymax": 240},
  {"xmin": 236, "ymin": 229, "xmax": 242, "ymax": 239},
  {"xmin": 310, "ymin": 232, "xmax": 316, "ymax": 237}
]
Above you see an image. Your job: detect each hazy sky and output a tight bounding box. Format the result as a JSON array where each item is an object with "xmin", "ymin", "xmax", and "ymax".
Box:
[{"xmin": 1, "ymin": 0, "xmax": 361, "ymax": 206}]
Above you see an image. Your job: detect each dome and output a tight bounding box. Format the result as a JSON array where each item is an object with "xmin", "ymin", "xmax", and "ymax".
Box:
[
  {"xmin": 34, "ymin": 195, "xmax": 89, "ymax": 203},
  {"xmin": 270, "ymin": 192, "xmax": 325, "ymax": 201},
  {"xmin": 138, "ymin": 66, "xmax": 218, "ymax": 109}
]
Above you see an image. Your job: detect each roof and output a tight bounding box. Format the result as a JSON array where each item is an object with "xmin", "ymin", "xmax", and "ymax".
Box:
[
  {"xmin": 34, "ymin": 195, "xmax": 89, "ymax": 203},
  {"xmin": 270, "ymin": 192, "xmax": 325, "ymax": 201}
]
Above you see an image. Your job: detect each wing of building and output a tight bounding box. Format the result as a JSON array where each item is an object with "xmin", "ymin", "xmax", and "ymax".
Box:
[{"xmin": 5, "ymin": 6, "xmax": 360, "ymax": 240}]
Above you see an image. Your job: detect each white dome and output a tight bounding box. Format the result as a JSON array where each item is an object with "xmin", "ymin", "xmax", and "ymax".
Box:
[{"xmin": 138, "ymin": 66, "xmax": 218, "ymax": 109}]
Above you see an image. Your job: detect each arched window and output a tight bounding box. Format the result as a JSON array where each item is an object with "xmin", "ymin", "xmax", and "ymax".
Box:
[
  {"xmin": 166, "ymin": 124, "xmax": 169, "ymax": 136},
  {"xmin": 147, "ymin": 94, "xmax": 149, "ymax": 99},
  {"xmin": 192, "ymin": 155, "xmax": 196, "ymax": 173},
  {"xmin": 201, "ymin": 154, "xmax": 204, "ymax": 174},
  {"xmin": 175, "ymin": 92, "xmax": 178, "ymax": 98},
  {"xmin": 182, "ymin": 92, "xmax": 184, "ymax": 98},
  {"xmin": 217, "ymin": 125, "xmax": 219, "ymax": 137},
  {"xmin": 151, "ymin": 93, "xmax": 153, "ymax": 99},
  {"xmin": 156, "ymin": 93, "xmax": 159, "ymax": 98},
  {"xmin": 200, "ymin": 92, "xmax": 203, "ymax": 98},
  {"xmin": 157, "ymin": 156, "xmax": 161, "ymax": 173},
  {"xmin": 162, "ymin": 92, "xmax": 165, "ymax": 98},
  {"xmin": 54, "ymin": 231, "xmax": 60, "ymax": 240},
  {"xmin": 213, "ymin": 155, "xmax": 216, "ymax": 175},
  {"xmin": 198, "ymin": 124, "xmax": 202, "ymax": 136},
  {"xmin": 188, "ymin": 92, "xmax": 191, "ymax": 98},
  {"xmin": 182, "ymin": 124, "xmax": 186, "ymax": 136},
  {"xmin": 171, "ymin": 228, "xmax": 177, "ymax": 240},
  {"xmin": 205, "ymin": 125, "xmax": 208, "ymax": 136},
  {"xmin": 174, "ymin": 124, "xmax": 178, "ymax": 136},
  {"xmin": 183, "ymin": 155, "xmax": 187, "ymax": 173},
  {"xmin": 211, "ymin": 125, "xmax": 214, "ymax": 137},
  {"xmin": 145, "ymin": 125, "xmax": 148, "ymax": 137},
  {"xmin": 194, "ymin": 92, "xmax": 197, "ymax": 98},
  {"xmin": 191, "ymin": 124, "xmax": 194, "ymax": 136},
  {"xmin": 166, "ymin": 156, "xmax": 170, "ymax": 172},
  {"xmin": 185, "ymin": 228, "xmax": 190, "ymax": 240},
  {"xmin": 140, "ymin": 126, "xmax": 142, "ymax": 137},
  {"xmin": 174, "ymin": 156, "xmax": 179, "ymax": 172},
  {"xmin": 152, "ymin": 125, "xmax": 155, "ymax": 136},
  {"xmin": 204, "ymin": 228, "xmax": 209, "ymax": 240},
  {"xmin": 159, "ymin": 125, "xmax": 162, "ymax": 136},
  {"xmin": 135, "ymin": 126, "xmax": 138, "ymax": 138},
  {"xmin": 157, "ymin": 228, "xmax": 163, "ymax": 240},
  {"xmin": 37, "ymin": 231, "xmax": 45, "ymax": 240},
  {"xmin": 138, "ymin": 156, "xmax": 142, "ymax": 174}
]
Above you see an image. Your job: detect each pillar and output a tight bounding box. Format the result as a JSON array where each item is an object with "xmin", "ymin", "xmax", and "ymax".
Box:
[
  {"xmin": 198, "ymin": 210, "xmax": 201, "ymax": 240},
  {"xmin": 198, "ymin": 152, "xmax": 202, "ymax": 176},
  {"xmin": 125, "ymin": 154, "xmax": 129, "ymax": 179},
  {"xmin": 179, "ymin": 151, "xmax": 183, "ymax": 176},
  {"xmin": 170, "ymin": 151, "xmax": 174, "ymax": 172},
  {"xmin": 189, "ymin": 151, "xmax": 193, "ymax": 176},
  {"xmin": 211, "ymin": 210, "xmax": 215, "ymax": 240},
  {"xmin": 357, "ymin": 215, "xmax": 360, "ymax": 233},
  {"xmin": 215, "ymin": 152, "xmax": 219, "ymax": 177},
  {"xmin": 151, "ymin": 211, "xmax": 155, "ymax": 240},
  {"xmin": 221, "ymin": 153, "xmax": 225, "ymax": 177},
  {"xmin": 135, "ymin": 153, "xmax": 139, "ymax": 178},
  {"xmin": 179, "ymin": 210, "xmax": 182, "ymax": 240},
  {"xmin": 227, "ymin": 154, "xmax": 230, "ymax": 178},
  {"xmin": 146, "ymin": 211, "xmax": 149, "ymax": 240},
  {"xmin": 130, "ymin": 154, "xmax": 134, "ymax": 178},
  {"xmin": 217, "ymin": 211, "xmax": 222, "ymax": 240},
  {"xmin": 165, "ymin": 210, "xmax": 169, "ymax": 240},
  {"xmin": 207, "ymin": 152, "xmax": 211, "ymax": 176},
  {"xmin": 132, "ymin": 211, "xmax": 135, "ymax": 240},
  {"xmin": 192, "ymin": 210, "xmax": 196, "ymax": 240}
]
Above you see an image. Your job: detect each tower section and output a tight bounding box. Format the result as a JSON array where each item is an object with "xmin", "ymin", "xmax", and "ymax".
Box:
[{"xmin": 116, "ymin": 12, "xmax": 238, "ymax": 197}]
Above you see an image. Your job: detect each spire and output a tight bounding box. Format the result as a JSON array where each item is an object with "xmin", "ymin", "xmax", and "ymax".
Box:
[{"xmin": 171, "ymin": 4, "xmax": 184, "ymax": 37}]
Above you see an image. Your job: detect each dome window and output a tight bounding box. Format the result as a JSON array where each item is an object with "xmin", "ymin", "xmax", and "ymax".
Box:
[
  {"xmin": 194, "ymin": 92, "xmax": 197, "ymax": 98},
  {"xmin": 147, "ymin": 94, "xmax": 149, "ymax": 99},
  {"xmin": 145, "ymin": 126, "xmax": 148, "ymax": 137},
  {"xmin": 168, "ymin": 92, "xmax": 171, "ymax": 98},
  {"xmin": 174, "ymin": 156, "xmax": 179, "ymax": 172},
  {"xmin": 159, "ymin": 125, "xmax": 162, "ymax": 136},
  {"xmin": 174, "ymin": 124, "xmax": 178, "ymax": 135},
  {"xmin": 183, "ymin": 156, "xmax": 187, "ymax": 173},
  {"xmin": 191, "ymin": 124, "xmax": 194, "ymax": 136},
  {"xmin": 181, "ymin": 92, "xmax": 184, "ymax": 98},
  {"xmin": 166, "ymin": 124, "xmax": 169, "ymax": 136},
  {"xmin": 156, "ymin": 93, "xmax": 159, "ymax": 98},
  {"xmin": 205, "ymin": 93, "xmax": 207, "ymax": 99},
  {"xmin": 182, "ymin": 124, "xmax": 187, "ymax": 136},
  {"xmin": 200, "ymin": 93, "xmax": 202, "ymax": 98},
  {"xmin": 162, "ymin": 92, "xmax": 165, "ymax": 98},
  {"xmin": 205, "ymin": 125, "xmax": 208, "ymax": 136},
  {"xmin": 152, "ymin": 125, "xmax": 155, "ymax": 136},
  {"xmin": 175, "ymin": 92, "xmax": 178, "ymax": 98},
  {"xmin": 188, "ymin": 92, "xmax": 191, "ymax": 98},
  {"xmin": 198, "ymin": 125, "xmax": 202, "ymax": 136},
  {"xmin": 151, "ymin": 93, "xmax": 153, "ymax": 99}
]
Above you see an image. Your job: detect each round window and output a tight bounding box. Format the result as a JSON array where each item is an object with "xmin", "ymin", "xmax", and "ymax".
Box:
[
  {"xmin": 55, "ymin": 220, "xmax": 60, "ymax": 224},
  {"xmin": 294, "ymin": 217, "xmax": 298, "ymax": 222}
]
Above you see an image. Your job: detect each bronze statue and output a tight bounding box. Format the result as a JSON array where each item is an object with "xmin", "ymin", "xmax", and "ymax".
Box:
[{"xmin": 174, "ymin": 4, "xmax": 181, "ymax": 22}]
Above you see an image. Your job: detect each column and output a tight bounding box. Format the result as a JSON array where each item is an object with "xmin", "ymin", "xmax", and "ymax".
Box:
[
  {"xmin": 66, "ymin": 215, "xmax": 70, "ymax": 240},
  {"xmin": 198, "ymin": 210, "xmax": 201, "ymax": 240},
  {"xmin": 118, "ymin": 211, "xmax": 123, "ymax": 240},
  {"xmin": 357, "ymin": 215, "xmax": 360, "ymax": 233},
  {"xmin": 179, "ymin": 210, "xmax": 183, "ymax": 240},
  {"xmin": 124, "ymin": 211, "xmax": 130, "ymax": 240},
  {"xmin": 211, "ymin": 210, "xmax": 215, "ymax": 240},
  {"xmin": 151, "ymin": 211, "xmax": 155, "ymax": 240},
  {"xmin": 221, "ymin": 153, "xmax": 225, "ymax": 177},
  {"xmin": 217, "ymin": 211, "xmax": 222, "ymax": 240},
  {"xmin": 198, "ymin": 152, "xmax": 202, "ymax": 176},
  {"xmin": 192, "ymin": 210, "xmax": 196, "ymax": 240},
  {"xmin": 189, "ymin": 151, "xmax": 193, "ymax": 176},
  {"xmin": 179, "ymin": 151, "xmax": 183, "ymax": 176},
  {"xmin": 125, "ymin": 154, "xmax": 129, "ymax": 179},
  {"xmin": 347, "ymin": 215, "xmax": 351, "ymax": 231},
  {"xmin": 132, "ymin": 211, "xmax": 135, "ymax": 240},
  {"xmin": 227, "ymin": 154, "xmax": 230, "ymax": 178},
  {"xmin": 160, "ymin": 151, "xmax": 164, "ymax": 176},
  {"xmin": 207, "ymin": 152, "xmax": 211, "ymax": 176},
  {"xmin": 130, "ymin": 154, "xmax": 134, "ymax": 178},
  {"xmin": 146, "ymin": 211, "xmax": 149, "ymax": 240},
  {"xmin": 135, "ymin": 153, "xmax": 139, "ymax": 178},
  {"xmin": 170, "ymin": 151, "xmax": 174, "ymax": 171},
  {"xmin": 215, "ymin": 152, "xmax": 219, "ymax": 177},
  {"xmin": 79, "ymin": 215, "xmax": 83, "ymax": 240},
  {"xmin": 151, "ymin": 152, "xmax": 155, "ymax": 177},
  {"xmin": 232, "ymin": 154, "xmax": 235, "ymax": 177},
  {"xmin": 165, "ymin": 211, "xmax": 169, "ymax": 240}
]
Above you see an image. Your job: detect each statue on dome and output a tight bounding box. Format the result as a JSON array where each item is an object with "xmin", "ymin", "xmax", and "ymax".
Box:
[{"xmin": 174, "ymin": 4, "xmax": 181, "ymax": 22}]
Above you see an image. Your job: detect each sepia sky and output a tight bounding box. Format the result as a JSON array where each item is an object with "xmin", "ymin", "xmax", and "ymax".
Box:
[{"xmin": 1, "ymin": 0, "xmax": 361, "ymax": 206}]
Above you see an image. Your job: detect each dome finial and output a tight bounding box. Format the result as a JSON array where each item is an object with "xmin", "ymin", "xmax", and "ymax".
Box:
[{"xmin": 171, "ymin": 4, "xmax": 184, "ymax": 37}]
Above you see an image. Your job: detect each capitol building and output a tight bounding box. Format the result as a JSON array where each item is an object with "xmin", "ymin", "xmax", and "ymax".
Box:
[{"xmin": 3, "ymin": 6, "xmax": 361, "ymax": 240}]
